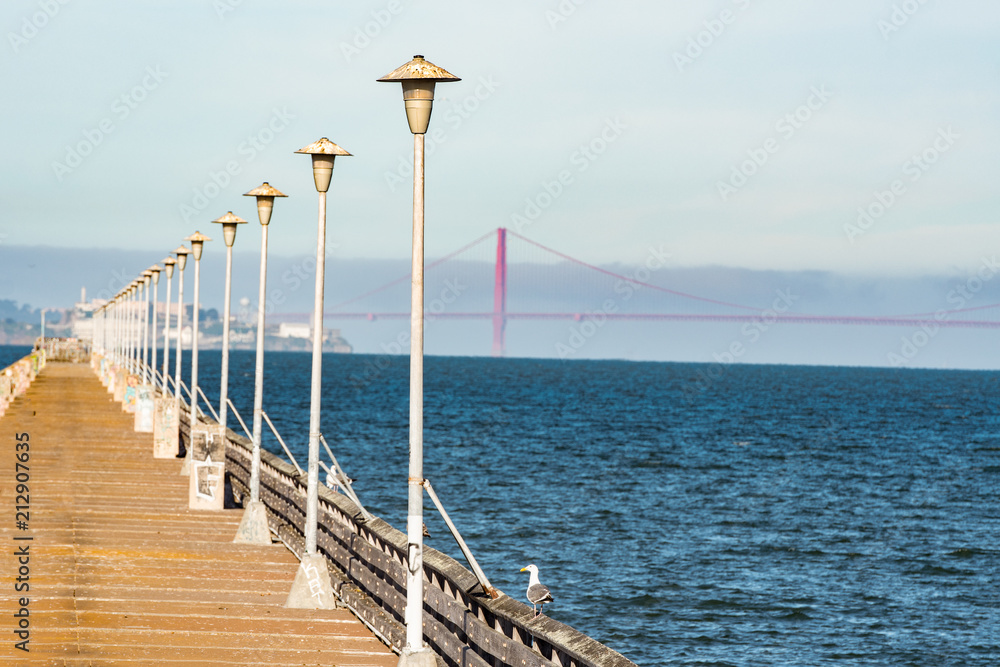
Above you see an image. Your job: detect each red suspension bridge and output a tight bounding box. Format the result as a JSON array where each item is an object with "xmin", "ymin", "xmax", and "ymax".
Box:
[{"xmin": 281, "ymin": 228, "xmax": 1000, "ymax": 356}]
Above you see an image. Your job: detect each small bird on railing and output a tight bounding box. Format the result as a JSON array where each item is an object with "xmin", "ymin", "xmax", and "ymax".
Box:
[
  {"xmin": 324, "ymin": 470, "xmax": 356, "ymax": 491},
  {"xmin": 324, "ymin": 471, "xmax": 340, "ymax": 491},
  {"xmin": 520, "ymin": 564, "xmax": 554, "ymax": 617}
]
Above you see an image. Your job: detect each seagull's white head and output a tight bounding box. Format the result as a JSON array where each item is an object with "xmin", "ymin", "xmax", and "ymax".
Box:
[{"xmin": 520, "ymin": 564, "xmax": 539, "ymax": 575}]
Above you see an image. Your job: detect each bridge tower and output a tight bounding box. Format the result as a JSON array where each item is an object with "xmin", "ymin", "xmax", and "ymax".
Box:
[{"xmin": 492, "ymin": 227, "xmax": 507, "ymax": 357}]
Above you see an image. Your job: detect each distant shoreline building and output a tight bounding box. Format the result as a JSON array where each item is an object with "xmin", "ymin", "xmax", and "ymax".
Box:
[{"xmin": 57, "ymin": 289, "xmax": 352, "ymax": 354}]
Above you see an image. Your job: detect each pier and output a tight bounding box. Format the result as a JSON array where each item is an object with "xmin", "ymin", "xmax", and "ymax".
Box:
[
  {"xmin": 0, "ymin": 360, "xmax": 395, "ymax": 665},
  {"xmin": 2, "ymin": 345, "xmax": 637, "ymax": 666}
]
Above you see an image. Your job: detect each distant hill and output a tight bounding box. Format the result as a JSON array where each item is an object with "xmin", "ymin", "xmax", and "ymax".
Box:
[{"xmin": 0, "ymin": 299, "xmax": 42, "ymax": 323}]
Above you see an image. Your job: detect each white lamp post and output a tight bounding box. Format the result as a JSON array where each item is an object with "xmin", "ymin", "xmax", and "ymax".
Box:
[
  {"xmin": 113, "ymin": 294, "xmax": 121, "ymax": 367},
  {"xmin": 172, "ymin": 245, "xmax": 190, "ymax": 448},
  {"xmin": 132, "ymin": 270, "xmax": 156, "ymax": 433},
  {"xmin": 121, "ymin": 290, "xmax": 128, "ymax": 369},
  {"xmin": 141, "ymin": 271, "xmax": 153, "ymax": 384},
  {"xmin": 111, "ymin": 295, "xmax": 119, "ymax": 367},
  {"xmin": 119, "ymin": 288, "xmax": 126, "ymax": 371},
  {"xmin": 182, "ymin": 231, "xmax": 212, "ymax": 475},
  {"xmin": 149, "ymin": 266, "xmax": 161, "ymax": 390},
  {"xmin": 284, "ymin": 138, "xmax": 351, "ymax": 609},
  {"xmin": 161, "ymin": 257, "xmax": 176, "ymax": 395},
  {"xmin": 120, "ymin": 290, "xmax": 128, "ymax": 370},
  {"xmin": 134, "ymin": 282, "xmax": 143, "ymax": 374},
  {"xmin": 117, "ymin": 292, "xmax": 125, "ymax": 368},
  {"xmin": 378, "ymin": 54, "xmax": 461, "ymax": 665},
  {"xmin": 211, "ymin": 212, "xmax": 247, "ymax": 435},
  {"xmin": 234, "ymin": 182, "xmax": 287, "ymax": 544},
  {"xmin": 93, "ymin": 305, "xmax": 101, "ymax": 356},
  {"xmin": 127, "ymin": 283, "xmax": 136, "ymax": 374},
  {"xmin": 151, "ymin": 257, "xmax": 179, "ymax": 460}
]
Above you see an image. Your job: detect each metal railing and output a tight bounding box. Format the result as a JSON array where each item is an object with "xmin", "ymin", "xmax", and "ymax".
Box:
[
  {"xmin": 204, "ymin": 419, "xmax": 637, "ymax": 667},
  {"xmin": 0, "ymin": 348, "xmax": 46, "ymax": 418}
]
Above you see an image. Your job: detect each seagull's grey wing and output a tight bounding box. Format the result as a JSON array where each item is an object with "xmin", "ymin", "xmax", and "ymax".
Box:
[{"xmin": 527, "ymin": 583, "xmax": 553, "ymax": 605}]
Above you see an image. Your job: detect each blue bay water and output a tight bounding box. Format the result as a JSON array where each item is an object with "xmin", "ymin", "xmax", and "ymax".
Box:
[
  {"xmin": 197, "ymin": 352, "xmax": 1000, "ymax": 666},
  {"xmin": 0, "ymin": 345, "xmax": 31, "ymax": 370},
  {"xmin": 9, "ymin": 344, "xmax": 1000, "ymax": 665}
]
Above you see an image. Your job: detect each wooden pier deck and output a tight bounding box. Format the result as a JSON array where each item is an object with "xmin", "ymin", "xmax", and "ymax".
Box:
[{"xmin": 0, "ymin": 362, "xmax": 397, "ymax": 666}]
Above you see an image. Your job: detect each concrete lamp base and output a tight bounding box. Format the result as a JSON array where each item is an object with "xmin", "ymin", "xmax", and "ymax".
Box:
[
  {"xmin": 134, "ymin": 384, "xmax": 155, "ymax": 432},
  {"xmin": 188, "ymin": 425, "xmax": 226, "ymax": 509},
  {"xmin": 233, "ymin": 501, "xmax": 272, "ymax": 545},
  {"xmin": 285, "ymin": 553, "xmax": 339, "ymax": 609},
  {"xmin": 152, "ymin": 398, "xmax": 179, "ymax": 458},
  {"xmin": 397, "ymin": 648, "xmax": 437, "ymax": 667}
]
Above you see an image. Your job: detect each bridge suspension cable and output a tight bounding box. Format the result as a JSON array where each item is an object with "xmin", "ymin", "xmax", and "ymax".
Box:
[
  {"xmin": 505, "ymin": 229, "xmax": 761, "ymax": 312},
  {"xmin": 328, "ymin": 228, "xmax": 496, "ymax": 311}
]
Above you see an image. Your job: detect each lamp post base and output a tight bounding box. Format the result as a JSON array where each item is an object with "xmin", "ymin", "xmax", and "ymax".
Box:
[
  {"xmin": 397, "ymin": 647, "xmax": 436, "ymax": 667},
  {"xmin": 285, "ymin": 553, "xmax": 339, "ymax": 609},
  {"xmin": 153, "ymin": 398, "xmax": 179, "ymax": 458},
  {"xmin": 233, "ymin": 500, "xmax": 272, "ymax": 544}
]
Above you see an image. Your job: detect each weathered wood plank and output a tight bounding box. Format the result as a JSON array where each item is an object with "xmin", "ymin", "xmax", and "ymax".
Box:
[{"xmin": 0, "ymin": 362, "xmax": 397, "ymax": 666}]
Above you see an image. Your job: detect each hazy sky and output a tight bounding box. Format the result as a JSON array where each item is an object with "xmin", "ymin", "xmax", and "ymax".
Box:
[{"xmin": 1, "ymin": 1, "xmax": 998, "ymax": 278}]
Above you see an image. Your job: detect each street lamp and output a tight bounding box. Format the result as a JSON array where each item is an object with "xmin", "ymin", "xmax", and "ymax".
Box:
[
  {"xmin": 92, "ymin": 304, "xmax": 101, "ymax": 359},
  {"xmin": 115, "ymin": 292, "xmax": 122, "ymax": 368},
  {"xmin": 122, "ymin": 281, "xmax": 139, "ymax": 413},
  {"xmin": 126, "ymin": 282, "xmax": 136, "ymax": 375},
  {"xmin": 118, "ymin": 288, "xmax": 126, "ymax": 372},
  {"xmin": 123, "ymin": 287, "xmax": 130, "ymax": 370},
  {"xmin": 149, "ymin": 265, "xmax": 162, "ymax": 389},
  {"xmin": 141, "ymin": 270, "xmax": 153, "ymax": 384},
  {"xmin": 286, "ymin": 138, "xmax": 351, "ymax": 609},
  {"xmin": 135, "ymin": 270, "xmax": 156, "ymax": 433},
  {"xmin": 110, "ymin": 295, "xmax": 118, "ymax": 367},
  {"xmin": 134, "ymin": 277, "xmax": 143, "ymax": 378},
  {"xmin": 234, "ymin": 182, "xmax": 287, "ymax": 544},
  {"xmin": 119, "ymin": 289, "xmax": 127, "ymax": 371},
  {"xmin": 135, "ymin": 280, "xmax": 143, "ymax": 374},
  {"xmin": 160, "ymin": 257, "xmax": 176, "ymax": 395},
  {"xmin": 127, "ymin": 282, "xmax": 135, "ymax": 374},
  {"xmin": 182, "ymin": 230, "xmax": 212, "ymax": 475},
  {"xmin": 378, "ymin": 54, "xmax": 460, "ymax": 665},
  {"xmin": 172, "ymin": 245, "xmax": 190, "ymax": 455},
  {"xmin": 153, "ymin": 257, "xmax": 179, "ymax": 460},
  {"xmin": 110, "ymin": 294, "xmax": 119, "ymax": 371},
  {"xmin": 211, "ymin": 211, "xmax": 247, "ymax": 435}
]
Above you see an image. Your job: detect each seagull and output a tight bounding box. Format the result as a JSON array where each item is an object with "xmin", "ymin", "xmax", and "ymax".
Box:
[{"xmin": 520, "ymin": 564, "xmax": 554, "ymax": 617}]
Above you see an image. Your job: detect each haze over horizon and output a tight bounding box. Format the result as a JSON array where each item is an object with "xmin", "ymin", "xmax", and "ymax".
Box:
[{"xmin": 3, "ymin": 238, "xmax": 1000, "ymax": 371}]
